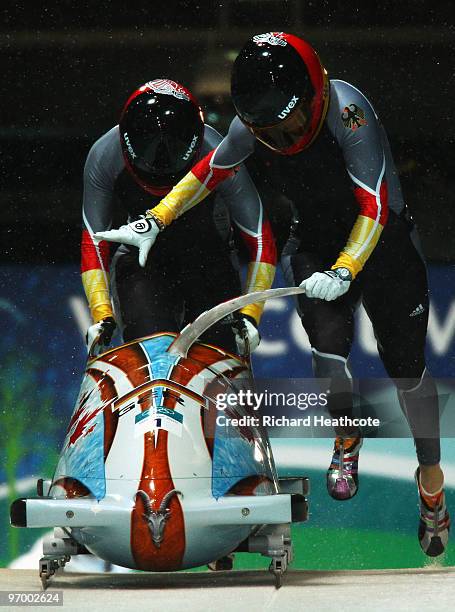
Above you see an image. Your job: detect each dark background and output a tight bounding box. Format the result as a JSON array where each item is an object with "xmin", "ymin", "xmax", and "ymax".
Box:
[{"xmin": 1, "ymin": 0, "xmax": 454, "ymax": 264}]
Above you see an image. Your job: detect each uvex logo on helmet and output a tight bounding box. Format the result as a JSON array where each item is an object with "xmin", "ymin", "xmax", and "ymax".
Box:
[
  {"xmin": 123, "ymin": 132, "xmax": 137, "ymax": 159},
  {"xmin": 182, "ymin": 135, "xmax": 199, "ymax": 160},
  {"xmin": 278, "ymin": 95, "xmax": 299, "ymax": 120}
]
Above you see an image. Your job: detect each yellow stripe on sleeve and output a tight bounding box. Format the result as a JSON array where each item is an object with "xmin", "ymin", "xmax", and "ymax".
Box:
[
  {"xmin": 82, "ymin": 269, "xmax": 113, "ymax": 323},
  {"xmin": 332, "ymin": 214, "xmax": 384, "ymax": 278},
  {"xmin": 240, "ymin": 262, "xmax": 276, "ymax": 324},
  {"xmin": 146, "ymin": 172, "xmax": 210, "ymax": 227}
]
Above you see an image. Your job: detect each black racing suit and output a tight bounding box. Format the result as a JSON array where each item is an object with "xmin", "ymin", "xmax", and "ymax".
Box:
[{"xmin": 145, "ymin": 79, "xmax": 440, "ymax": 465}]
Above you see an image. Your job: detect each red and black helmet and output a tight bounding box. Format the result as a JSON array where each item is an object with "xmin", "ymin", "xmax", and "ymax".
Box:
[
  {"xmin": 119, "ymin": 79, "xmax": 205, "ymax": 194},
  {"xmin": 231, "ymin": 33, "xmax": 329, "ymax": 155}
]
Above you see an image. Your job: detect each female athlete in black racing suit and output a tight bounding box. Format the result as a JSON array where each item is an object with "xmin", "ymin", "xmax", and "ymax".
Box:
[{"xmin": 82, "ymin": 79, "xmax": 276, "ymax": 357}]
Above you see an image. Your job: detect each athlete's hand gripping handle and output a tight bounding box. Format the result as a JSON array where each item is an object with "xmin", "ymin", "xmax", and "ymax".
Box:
[
  {"xmin": 233, "ymin": 315, "xmax": 261, "ymax": 357},
  {"xmin": 300, "ymin": 268, "xmax": 352, "ymax": 301},
  {"xmin": 86, "ymin": 317, "xmax": 116, "ymax": 357}
]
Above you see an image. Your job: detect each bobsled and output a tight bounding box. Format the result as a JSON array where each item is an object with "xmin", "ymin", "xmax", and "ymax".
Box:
[{"xmin": 10, "ymin": 287, "xmax": 308, "ymax": 588}]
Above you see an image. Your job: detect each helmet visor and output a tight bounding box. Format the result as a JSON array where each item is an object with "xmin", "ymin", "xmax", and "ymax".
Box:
[
  {"xmin": 130, "ymin": 131, "xmax": 202, "ymax": 187},
  {"xmin": 248, "ymin": 99, "xmax": 313, "ymax": 153}
]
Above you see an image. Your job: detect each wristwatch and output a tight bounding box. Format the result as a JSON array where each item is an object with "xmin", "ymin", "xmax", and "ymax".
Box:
[
  {"xmin": 145, "ymin": 211, "xmax": 165, "ymax": 231},
  {"xmin": 334, "ymin": 267, "xmax": 353, "ymax": 282}
]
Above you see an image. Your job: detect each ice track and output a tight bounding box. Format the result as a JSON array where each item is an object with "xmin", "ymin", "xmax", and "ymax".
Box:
[{"xmin": 1, "ymin": 567, "xmax": 454, "ymax": 611}]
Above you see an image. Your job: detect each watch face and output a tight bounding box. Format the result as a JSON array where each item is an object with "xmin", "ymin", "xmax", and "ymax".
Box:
[{"xmin": 336, "ymin": 267, "xmax": 352, "ymax": 281}]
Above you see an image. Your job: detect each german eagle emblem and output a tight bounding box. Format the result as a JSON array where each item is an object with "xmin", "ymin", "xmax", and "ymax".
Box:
[{"xmin": 341, "ymin": 104, "xmax": 368, "ymax": 131}]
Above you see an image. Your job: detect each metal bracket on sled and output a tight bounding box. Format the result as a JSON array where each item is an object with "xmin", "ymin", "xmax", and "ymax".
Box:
[
  {"xmin": 233, "ymin": 480, "xmax": 309, "ymax": 588},
  {"xmin": 36, "ymin": 478, "xmax": 52, "ymax": 497},
  {"xmin": 39, "ymin": 555, "xmax": 69, "ymax": 591},
  {"xmin": 279, "ymin": 478, "xmax": 310, "ymax": 523},
  {"xmin": 39, "ymin": 528, "xmax": 87, "ymax": 590},
  {"xmin": 278, "ymin": 477, "xmax": 310, "ymax": 498},
  {"xmin": 236, "ymin": 523, "xmax": 293, "ymax": 589},
  {"xmin": 253, "ymin": 523, "xmax": 293, "ymax": 588}
]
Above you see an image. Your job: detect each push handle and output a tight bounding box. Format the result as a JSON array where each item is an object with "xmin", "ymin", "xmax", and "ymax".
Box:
[{"xmin": 169, "ymin": 286, "xmax": 306, "ymax": 357}]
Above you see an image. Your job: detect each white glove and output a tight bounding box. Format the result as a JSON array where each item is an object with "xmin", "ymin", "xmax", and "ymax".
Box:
[
  {"xmin": 94, "ymin": 217, "xmax": 160, "ymax": 267},
  {"xmin": 234, "ymin": 316, "xmax": 261, "ymax": 356},
  {"xmin": 300, "ymin": 269, "xmax": 351, "ymax": 301},
  {"xmin": 86, "ymin": 317, "xmax": 116, "ymax": 356}
]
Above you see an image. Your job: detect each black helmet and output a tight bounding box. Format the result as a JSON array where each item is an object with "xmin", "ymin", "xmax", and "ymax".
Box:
[
  {"xmin": 231, "ymin": 32, "xmax": 329, "ymax": 155},
  {"xmin": 119, "ymin": 79, "xmax": 204, "ymax": 193}
]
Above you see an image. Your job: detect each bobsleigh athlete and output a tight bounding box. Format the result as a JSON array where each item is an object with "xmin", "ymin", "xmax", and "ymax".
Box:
[
  {"xmin": 97, "ymin": 36, "xmax": 450, "ymax": 556},
  {"xmin": 82, "ymin": 79, "xmax": 276, "ymax": 358}
]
